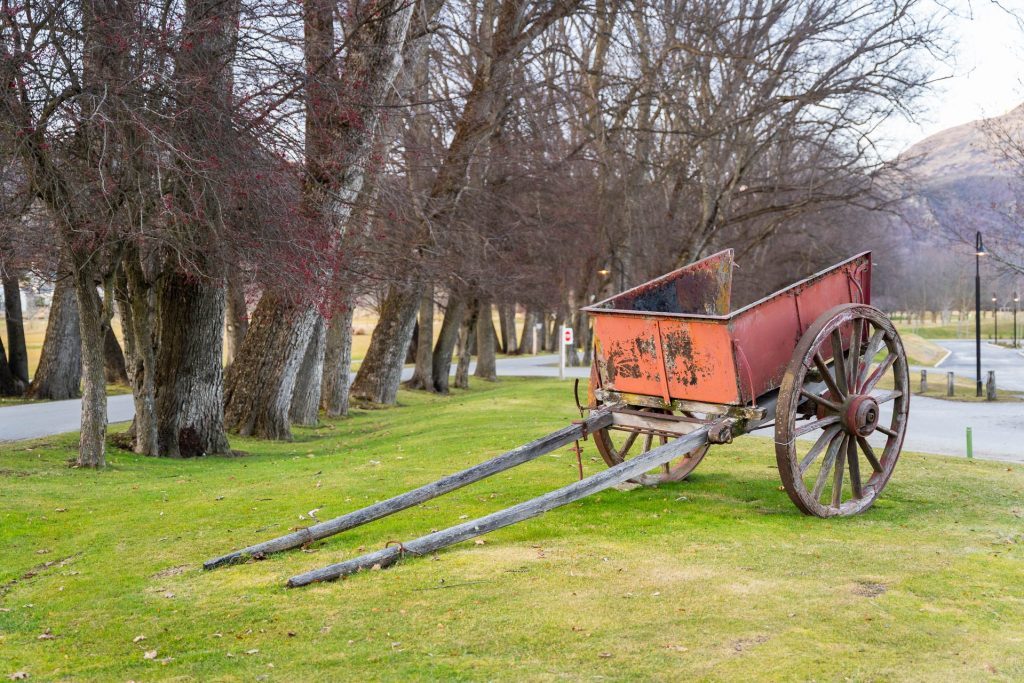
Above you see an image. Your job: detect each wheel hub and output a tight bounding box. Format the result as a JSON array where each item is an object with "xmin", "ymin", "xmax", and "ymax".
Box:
[{"xmin": 843, "ymin": 394, "xmax": 880, "ymax": 436}]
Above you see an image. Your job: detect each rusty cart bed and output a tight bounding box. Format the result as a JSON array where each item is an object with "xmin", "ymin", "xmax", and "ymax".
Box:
[{"xmin": 205, "ymin": 251, "xmax": 910, "ymax": 586}]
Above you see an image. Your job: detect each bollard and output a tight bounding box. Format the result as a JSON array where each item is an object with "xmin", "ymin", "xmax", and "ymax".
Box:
[
  {"xmin": 919, "ymin": 369, "xmax": 928, "ymax": 393},
  {"xmin": 966, "ymin": 427, "xmax": 973, "ymax": 459},
  {"xmin": 986, "ymin": 371, "xmax": 996, "ymax": 401},
  {"xmin": 947, "ymin": 371, "xmax": 955, "ymax": 397}
]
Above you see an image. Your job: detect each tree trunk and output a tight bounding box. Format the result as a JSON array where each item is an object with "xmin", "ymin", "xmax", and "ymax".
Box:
[
  {"xmin": 225, "ymin": 267, "xmax": 248, "ymax": 367},
  {"xmin": 350, "ymin": 285, "xmax": 419, "ymax": 405},
  {"xmin": 72, "ymin": 263, "xmax": 107, "ymax": 468},
  {"xmin": 517, "ymin": 307, "xmax": 535, "ymax": 354},
  {"xmin": 322, "ymin": 299, "xmax": 354, "ymax": 418},
  {"xmin": 104, "ymin": 326, "xmax": 129, "ymax": 385},
  {"xmin": 582, "ymin": 322, "xmax": 594, "ymax": 366},
  {"xmin": 119, "ymin": 255, "xmax": 159, "ymax": 456},
  {"xmin": 404, "ymin": 287, "xmax": 435, "ymax": 391},
  {"xmin": 28, "ymin": 276, "xmax": 82, "ymax": 400},
  {"xmin": 155, "ymin": 273, "xmax": 230, "ymax": 457},
  {"xmin": 0, "ymin": 335, "xmax": 18, "ymax": 396},
  {"xmin": 454, "ymin": 302, "xmax": 477, "ymax": 390},
  {"xmin": 500, "ymin": 303, "xmax": 517, "ymax": 354},
  {"xmin": 431, "ymin": 293, "xmax": 466, "ymax": 394},
  {"xmin": 406, "ymin": 319, "xmax": 419, "ymax": 364},
  {"xmin": 474, "ymin": 298, "xmax": 497, "ymax": 381},
  {"xmin": 290, "ymin": 314, "xmax": 326, "ymax": 426},
  {"xmin": 496, "ymin": 303, "xmax": 510, "ymax": 353},
  {"xmin": 223, "ymin": 293, "xmax": 319, "ymax": 440},
  {"xmin": 568, "ymin": 307, "xmax": 582, "ymax": 367},
  {"xmin": 2, "ymin": 274, "xmax": 29, "ymax": 388},
  {"xmin": 545, "ymin": 312, "xmax": 562, "ymax": 353}
]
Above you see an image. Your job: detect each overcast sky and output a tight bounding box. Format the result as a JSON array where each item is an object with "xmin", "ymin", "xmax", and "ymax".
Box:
[{"xmin": 878, "ymin": 0, "xmax": 1024, "ymax": 157}]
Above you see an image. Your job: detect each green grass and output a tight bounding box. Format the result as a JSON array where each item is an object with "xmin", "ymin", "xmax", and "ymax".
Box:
[
  {"xmin": 895, "ymin": 313, "xmax": 1023, "ymax": 341},
  {"xmin": 1, "ymin": 378, "xmax": 1022, "ymax": 681},
  {"xmin": 899, "ymin": 332, "xmax": 948, "ymax": 367}
]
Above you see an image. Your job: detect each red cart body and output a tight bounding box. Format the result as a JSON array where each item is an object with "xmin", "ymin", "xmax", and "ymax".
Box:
[{"xmin": 583, "ymin": 250, "xmax": 872, "ymax": 406}]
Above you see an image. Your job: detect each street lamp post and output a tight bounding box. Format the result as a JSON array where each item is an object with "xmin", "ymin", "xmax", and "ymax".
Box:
[
  {"xmin": 993, "ymin": 294, "xmax": 999, "ymax": 343},
  {"xmin": 975, "ymin": 232, "xmax": 986, "ymax": 397},
  {"xmin": 1015, "ymin": 293, "xmax": 1020, "ymax": 349}
]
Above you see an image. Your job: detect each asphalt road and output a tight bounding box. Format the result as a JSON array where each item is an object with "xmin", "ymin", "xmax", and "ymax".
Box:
[
  {"xmin": 931, "ymin": 339, "xmax": 1024, "ymax": 391},
  {"xmin": 2, "ymin": 351, "xmax": 1022, "ymax": 462}
]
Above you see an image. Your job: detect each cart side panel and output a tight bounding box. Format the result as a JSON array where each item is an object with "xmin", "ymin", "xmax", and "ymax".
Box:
[
  {"xmin": 593, "ymin": 313, "xmax": 740, "ymax": 405},
  {"xmin": 729, "ymin": 256, "xmax": 870, "ymax": 401},
  {"xmin": 600, "ymin": 249, "xmax": 733, "ymax": 316}
]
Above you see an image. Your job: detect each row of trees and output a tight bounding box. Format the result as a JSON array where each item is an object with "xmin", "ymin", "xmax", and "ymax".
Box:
[{"xmin": 1, "ymin": 0, "xmax": 952, "ymax": 467}]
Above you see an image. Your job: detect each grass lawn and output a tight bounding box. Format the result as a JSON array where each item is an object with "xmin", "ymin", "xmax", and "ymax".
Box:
[
  {"xmin": 896, "ymin": 314, "xmax": 1023, "ymax": 342},
  {"xmin": 1, "ymin": 378, "xmax": 1022, "ymax": 681},
  {"xmin": 899, "ymin": 333, "xmax": 948, "ymax": 367}
]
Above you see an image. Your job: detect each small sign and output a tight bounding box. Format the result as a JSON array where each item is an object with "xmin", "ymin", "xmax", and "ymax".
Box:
[{"xmin": 563, "ymin": 328, "xmax": 574, "ymax": 345}]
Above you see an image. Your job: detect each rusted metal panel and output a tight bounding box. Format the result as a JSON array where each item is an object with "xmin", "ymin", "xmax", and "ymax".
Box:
[
  {"xmin": 592, "ymin": 249, "xmax": 734, "ymax": 315},
  {"xmin": 592, "ymin": 313, "xmax": 740, "ymax": 404},
  {"xmin": 729, "ymin": 254, "xmax": 870, "ymax": 402}
]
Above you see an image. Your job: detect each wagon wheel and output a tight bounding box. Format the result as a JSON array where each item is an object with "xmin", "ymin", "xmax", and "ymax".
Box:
[
  {"xmin": 590, "ymin": 365, "xmax": 710, "ymax": 484},
  {"xmin": 775, "ymin": 303, "xmax": 909, "ymax": 517}
]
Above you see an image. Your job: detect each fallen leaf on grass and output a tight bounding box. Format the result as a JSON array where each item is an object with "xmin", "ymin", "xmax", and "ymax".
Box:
[
  {"xmin": 143, "ymin": 650, "xmax": 158, "ymax": 660},
  {"xmin": 133, "ymin": 635, "xmax": 146, "ymax": 643},
  {"xmin": 8, "ymin": 673, "xmax": 29, "ymax": 680},
  {"xmin": 598, "ymin": 652, "xmax": 613, "ymax": 658},
  {"xmin": 36, "ymin": 629, "xmax": 55, "ymax": 641},
  {"xmin": 474, "ymin": 539, "xmax": 486, "ymax": 545},
  {"xmin": 162, "ymin": 591, "xmax": 175, "ymax": 599},
  {"xmin": 245, "ymin": 649, "xmax": 259, "ymax": 655}
]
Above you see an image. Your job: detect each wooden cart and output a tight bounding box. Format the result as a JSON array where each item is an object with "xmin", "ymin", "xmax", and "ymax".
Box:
[
  {"xmin": 583, "ymin": 249, "xmax": 909, "ymax": 517},
  {"xmin": 205, "ymin": 251, "xmax": 910, "ymax": 585}
]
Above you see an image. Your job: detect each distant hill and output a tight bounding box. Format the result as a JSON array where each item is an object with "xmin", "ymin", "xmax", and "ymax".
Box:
[{"xmin": 895, "ymin": 105, "xmax": 1023, "ymax": 237}]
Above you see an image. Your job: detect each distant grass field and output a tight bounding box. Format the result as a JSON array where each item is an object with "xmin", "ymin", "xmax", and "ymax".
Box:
[
  {"xmin": 896, "ymin": 312, "xmax": 1023, "ymax": 342},
  {"xmin": 899, "ymin": 332, "xmax": 947, "ymax": 367},
  {"xmin": 1, "ymin": 378, "xmax": 1021, "ymax": 681}
]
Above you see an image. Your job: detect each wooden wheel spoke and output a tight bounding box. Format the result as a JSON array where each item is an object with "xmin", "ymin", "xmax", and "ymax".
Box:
[
  {"xmin": 800, "ymin": 425, "xmax": 842, "ymax": 474},
  {"xmin": 871, "ymin": 389, "xmax": 902, "ymax": 404},
  {"xmin": 800, "ymin": 389, "xmax": 841, "ymax": 413},
  {"xmin": 875, "ymin": 424, "xmax": 898, "ymax": 438},
  {"xmin": 618, "ymin": 431, "xmax": 639, "ymax": 458},
  {"xmin": 813, "ymin": 353, "xmax": 844, "ymax": 400},
  {"xmin": 848, "ymin": 319, "xmax": 863, "ymax": 391},
  {"xmin": 831, "ymin": 436, "xmax": 846, "ymax": 507},
  {"xmin": 862, "ymin": 353, "xmax": 896, "ymax": 394},
  {"xmin": 830, "ymin": 329, "xmax": 849, "ymax": 396},
  {"xmin": 642, "ymin": 433, "xmax": 654, "ymax": 453},
  {"xmin": 847, "ymin": 436, "xmax": 862, "ymax": 499},
  {"xmin": 856, "ymin": 436, "xmax": 882, "ymax": 472},
  {"xmin": 856, "ymin": 329, "xmax": 886, "ymax": 390},
  {"xmin": 793, "ymin": 415, "xmax": 839, "ymax": 438},
  {"xmin": 812, "ymin": 434, "xmax": 845, "ymax": 501}
]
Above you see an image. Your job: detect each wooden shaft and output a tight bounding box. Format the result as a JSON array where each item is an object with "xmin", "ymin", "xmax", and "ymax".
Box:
[
  {"xmin": 203, "ymin": 409, "xmax": 615, "ymax": 570},
  {"xmin": 287, "ymin": 424, "xmax": 715, "ymax": 587}
]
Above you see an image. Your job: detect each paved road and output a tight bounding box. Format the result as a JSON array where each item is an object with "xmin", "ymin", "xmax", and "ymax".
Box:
[
  {"xmin": 931, "ymin": 339, "xmax": 1024, "ymax": 391},
  {"xmin": 2, "ymin": 353, "xmax": 1022, "ymax": 462}
]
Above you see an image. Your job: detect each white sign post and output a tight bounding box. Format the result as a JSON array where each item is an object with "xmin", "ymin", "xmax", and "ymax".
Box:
[{"xmin": 559, "ymin": 326, "xmax": 574, "ymax": 379}]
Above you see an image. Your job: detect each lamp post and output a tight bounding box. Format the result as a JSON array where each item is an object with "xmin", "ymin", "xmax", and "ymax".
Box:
[
  {"xmin": 598, "ymin": 255, "xmax": 626, "ymax": 292},
  {"xmin": 975, "ymin": 232, "xmax": 987, "ymax": 397},
  {"xmin": 993, "ymin": 294, "xmax": 998, "ymax": 343},
  {"xmin": 1014, "ymin": 293, "xmax": 1019, "ymax": 349}
]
